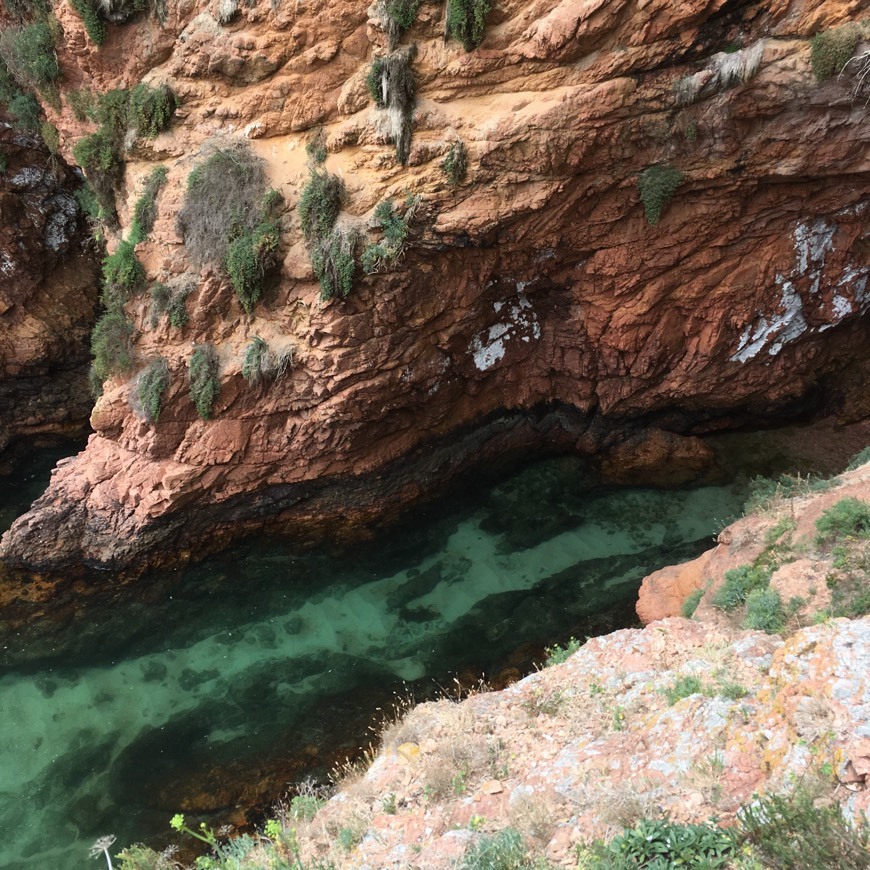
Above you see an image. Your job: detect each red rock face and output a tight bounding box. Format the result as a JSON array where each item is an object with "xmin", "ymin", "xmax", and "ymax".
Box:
[
  {"xmin": 1, "ymin": 0, "xmax": 869, "ymax": 573},
  {"xmin": 0, "ymin": 126, "xmax": 100, "ymax": 452}
]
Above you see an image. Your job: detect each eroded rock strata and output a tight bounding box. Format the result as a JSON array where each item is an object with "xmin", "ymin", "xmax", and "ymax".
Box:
[
  {"xmin": 1, "ymin": 0, "xmax": 869, "ymax": 573},
  {"xmin": 0, "ymin": 125, "xmax": 100, "ymax": 453}
]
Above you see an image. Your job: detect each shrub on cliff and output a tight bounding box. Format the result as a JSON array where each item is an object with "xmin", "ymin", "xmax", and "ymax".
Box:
[
  {"xmin": 70, "ymin": 0, "xmax": 106, "ymax": 45},
  {"xmin": 442, "ymin": 140, "xmax": 468, "ymax": 186},
  {"xmin": 298, "ymin": 169, "xmax": 344, "ymax": 244},
  {"xmin": 361, "ymin": 195, "xmax": 420, "ymax": 274},
  {"xmin": 815, "ymin": 497, "xmax": 870, "ymax": 545},
  {"xmin": 445, "ymin": 0, "xmax": 491, "ymax": 51},
  {"xmin": 188, "ymin": 344, "xmax": 220, "ymax": 419},
  {"xmin": 377, "ymin": 0, "xmax": 422, "ymax": 49},
  {"xmin": 312, "ymin": 227, "xmax": 358, "ymax": 301},
  {"xmin": 241, "ymin": 336, "xmax": 293, "ymax": 385},
  {"xmin": 134, "ymin": 357, "xmax": 169, "ymax": 424},
  {"xmin": 811, "ymin": 24, "xmax": 861, "ymax": 82},
  {"xmin": 90, "ymin": 309, "xmax": 134, "ymax": 391},
  {"xmin": 178, "ymin": 142, "xmax": 268, "ymax": 268},
  {"xmin": 128, "ymin": 82, "xmax": 175, "ymax": 139},
  {"xmin": 7, "ymin": 91, "xmax": 40, "ymax": 131},
  {"xmin": 366, "ymin": 49, "xmax": 416, "ymax": 164},
  {"xmin": 638, "ymin": 163, "xmax": 683, "ymax": 226},
  {"xmin": 0, "ymin": 21, "xmax": 59, "ymax": 97},
  {"xmin": 101, "ymin": 240, "xmax": 146, "ymax": 309},
  {"xmin": 743, "ymin": 587, "xmax": 785, "ymax": 633},
  {"xmin": 129, "ymin": 165, "xmax": 168, "ymax": 244}
]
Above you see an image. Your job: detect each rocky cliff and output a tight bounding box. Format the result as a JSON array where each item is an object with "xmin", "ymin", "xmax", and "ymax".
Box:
[
  {"xmin": 1, "ymin": 0, "xmax": 869, "ymax": 573},
  {"xmin": 0, "ymin": 123, "xmax": 100, "ymax": 453}
]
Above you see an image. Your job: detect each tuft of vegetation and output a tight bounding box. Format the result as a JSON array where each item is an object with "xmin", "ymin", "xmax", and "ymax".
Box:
[
  {"xmin": 8, "ymin": 91, "xmax": 40, "ymax": 131},
  {"xmin": 101, "ymin": 240, "xmax": 146, "ymax": 309},
  {"xmin": 135, "ymin": 357, "xmax": 169, "ymax": 424},
  {"xmin": 662, "ymin": 674, "xmax": 704, "ymax": 705},
  {"xmin": 70, "ymin": 0, "xmax": 106, "ymax": 45},
  {"xmin": 305, "ymin": 127, "xmax": 327, "ymax": 165},
  {"xmin": 743, "ymin": 587, "xmax": 785, "ymax": 633},
  {"xmin": 67, "ymin": 88, "xmax": 95, "ymax": 122},
  {"xmin": 298, "ymin": 169, "xmax": 344, "ymax": 244},
  {"xmin": 167, "ymin": 286, "xmax": 189, "ymax": 329},
  {"xmin": 744, "ymin": 472, "xmax": 834, "ymax": 514},
  {"xmin": 442, "ymin": 139, "xmax": 468, "ymax": 185},
  {"xmin": 225, "ymin": 216, "xmax": 280, "ymax": 314},
  {"xmin": 681, "ymin": 588, "xmax": 704, "ymax": 618},
  {"xmin": 39, "ymin": 119, "xmax": 59, "ymax": 154},
  {"xmin": 460, "ymin": 827, "xmax": 533, "ymax": 870},
  {"xmin": 188, "ymin": 344, "xmax": 220, "ymax": 419},
  {"xmin": 366, "ymin": 49, "xmax": 416, "ymax": 164},
  {"xmin": 816, "ymin": 497, "xmax": 870, "ymax": 545},
  {"xmin": 128, "ymin": 82, "xmax": 175, "ymax": 139},
  {"xmin": 845, "ymin": 446, "xmax": 870, "ymax": 472},
  {"xmin": 90, "ymin": 309, "xmax": 134, "ymax": 391},
  {"xmin": 544, "ymin": 637, "xmax": 581, "ymax": 667},
  {"xmin": 360, "ymin": 195, "xmax": 418, "ymax": 274},
  {"xmin": 380, "ymin": 0, "xmax": 422, "ymax": 49},
  {"xmin": 811, "ymin": 24, "xmax": 861, "ymax": 82},
  {"xmin": 312, "ymin": 227, "xmax": 358, "ymax": 302},
  {"xmin": 712, "ymin": 563, "xmax": 770, "ymax": 612},
  {"xmin": 289, "ymin": 793, "xmax": 324, "ymax": 822},
  {"xmin": 445, "ymin": 0, "xmax": 492, "ymax": 52},
  {"xmin": 638, "ymin": 163, "xmax": 683, "ymax": 226},
  {"xmin": 129, "ymin": 165, "xmax": 168, "ymax": 244},
  {"xmin": 178, "ymin": 142, "xmax": 269, "ymax": 267},
  {"xmin": 0, "ymin": 21, "xmax": 59, "ymax": 95}
]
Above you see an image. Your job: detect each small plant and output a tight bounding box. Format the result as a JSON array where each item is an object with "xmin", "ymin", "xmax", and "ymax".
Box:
[
  {"xmin": 225, "ymin": 218, "xmax": 280, "ymax": 314},
  {"xmin": 544, "ymin": 637, "xmax": 581, "ymax": 666},
  {"xmin": 39, "ymin": 120, "xmax": 60, "ymax": 154},
  {"xmin": 240, "ymin": 336, "xmax": 292, "ymax": 385},
  {"xmin": 129, "ymin": 165, "xmax": 168, "ymax": 244},
  {"xmin": 128, "ymin": 82, "xmax": 175, "ymax": 139},
  {"xmin": 70, "ymin": 0, "xmax": 106, "ymax": 45},
  {"xmin": 305, "ymin": 127, "xmax": 327, "ymax": 165},
  {"xmin": 8, "ymin": 91, "xmax": 40, "ymax": 131},
  {"xmin": 663, "ymin": 674, "xmax": 703, "ymax": 705},
  {"xmin": 289, "ymin": 793, "xmax": 324, "ymax": 821},
  {"xmin": 744, "ymin": 472, "xmax": 834, "ymax": 513},
  {"xmin": 717, "ymin": 679, "xmax": 748, "ymax": 700},
  {"xmin": 378, "ymin": 0, "xmax": 422, "ymax": 49},
  {"xmin": 312, "ymin": 226, "xmax": 357, "ymax": 301},
  {"xmin": 681, "ymin": 588, "xmax": 703, "ymax": 618},
  {"xmin": 178, "ymin": 142, "xmax": 268, "ymax": 267},
  {"xmin": 743, "ymin": 587, "xmax": 785, "ymax": 633},
  {"xmin": 602, "ymin": 818, "xmax": 736, "ymax": 868},
  {"xmin": 135, "ymin": 357, "xmax": 169, "ymax": 424},
  {"xmin": 298, "ymin": 168, "xmax": 344, "ymax": 244},
  {"xmin": 442, "ymin": 140, "xmax": 468, "ymax": 185},
  {"xmin": 0, "ymin": 21, "xmax": 59, "ymax": 95},
  {"xmin": 67, "ymin": 88, "xmax": 96, "ymax": 122},
  {"xmin": 101, "ymin": 240, "xmax": 146, "ymax": 309},
  {"xmin": 366, "ymin": 49, "xmax": 416, "ymax": 164},
  {"xmin": 460, "ymin": 827, "xmax": 531, "ymax": 870},
  {"xmin": 845, "ymin": 446, "xmax": 870, "ymax": 472},
  {"xmin": 712, "ymin": 563, "xmax": 769, "ymax": 611},
  {"xmin": 88, "ymin": 834, "xmax": 117, "ymax": 870},
  {"xmin": 445, "ymin": 0, "xmax": 492, "ymax": 52},
  {"xmin": 188, "ymin": 344, "xmax": 220, "ymax": 419},
  {"xmin": 360, "ymin": 195, "xmax": 418, "ymax": 274},
  {"xmin": 638, "ymin": 163, "xmax": 683, "ymax": 226},
  {"xmin": 815, "ymin": 497, "xmax": 870, "ymax": 545},
  {"xmin": 811, "ymin": 24, "xmax": 861, "ymax": 82},
  {"xmin": 382, "ymin": 792, "xmax": 398, "ymax": 814},
  {"xmin": 337, "ymin": 825, "xmax": 363, "ymax": 852},
  {"xmin": 90, "ymin": 309, "xmax": 134, "ymax": 390},
  {"xmin": 168, "ymin": 287, "xmax": 189, "ymax": 329}
]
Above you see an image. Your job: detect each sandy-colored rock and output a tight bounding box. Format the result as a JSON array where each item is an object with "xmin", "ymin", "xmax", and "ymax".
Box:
[{"xmin": 1, "ymin": 0, "xmax": 869, "ymax": 573}]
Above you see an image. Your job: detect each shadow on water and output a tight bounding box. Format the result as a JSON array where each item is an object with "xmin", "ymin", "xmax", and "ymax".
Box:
[{"xmin": 0, "ymin": 423, "xmax": 866, "ymax": 868}]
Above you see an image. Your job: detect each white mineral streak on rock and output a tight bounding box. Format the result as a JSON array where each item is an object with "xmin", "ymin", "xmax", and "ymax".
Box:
[{"xmin": 469, "ymin": 291, "xmax": 540, "ymax": 371}]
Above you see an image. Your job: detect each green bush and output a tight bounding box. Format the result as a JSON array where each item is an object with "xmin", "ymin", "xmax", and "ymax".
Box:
[
  {"xmin": 90, "ymin": 309, "xmax": 134, "ymax": 388},
  {"xmin": 442, "ymin": 140, "xmax": 468, "ymax": 185},
  {"xmin": 446, "ymin": 0, "xmax": 492, "ymax": 51},
  {"xmin": 136, "ymin": 357, "xmax": 169, "ymax": 424},
  {"xmin": 681, "ymin": 588, "xmax": 704, "ymax": 618},
  {"xmin": 663, "ymin": 674, "xmax": 703, "ymax": 705},
  {"xmin": 101, "ymin": 240, "xmax": 146, "ymax": 308},
  {"xmin": 361, "ymin": 197, "xmax": 416, "ymax": 274},
  {"xmin": 70, "ymin": 0, "xmax": 106, "ymax": 45},
  {"xmin": 39, "ymin": 119, "xmax": 59, "ymax": 154},
  {"xmin": 75, "ymin": 182, "xmax": 109, "ymax": 230},
  {"xmin": 188, "ymin": 344, "xmax": 220, "ymax": 419},
  {"xmin": 7, "ymin": 91, "xmax": 40, "ymax": 131},
  {"xmin": 312, "ymin": 228, "xmax": 357, "ymax": 301},
  {"xmin": 365, "ymin": 56, "xmax": 387, "ymax": 108},
  {"xmin": 381, "ymin": 0, "xmax": 421, "ymax": 48},
  {"xmin": 846, "ymin": 446, "xmax": 870, "ymax": 472},
  {"xmin": 298, "ymin": 169, "xmax": 344, "ymax": 244},
  {"xmin": 225, "ymin": 219, "xmax": 279, "ymax": 314},
  {"xmin": 738, "ymin": 784, "xmax": 870, "ymax": 868},
  {"xmin": 638, "ymin": 163, "xmax": 683, "ymax": 226},
  {"xmin": 305, "ymin": 128, "xmax": 327, "ymax": 165},
  {"xmin": 167, "ymin": 288, "xmax": 189, "ymax": 329},
  {"xmin": 67, "ymin": 88, "xmax": 95, "ymax": 122},
  {"xmin": 600, "ymin": 818, "xmax": 735, "ymax": 868},
  {"xmin": 178, "ymin": 142, "xmax": 268, "ymax": 267},
  {"xmin": 811, "ymin": 24, "xmax": 861, "ymax": 82},
  {"xmin": 128, "ymin": 82, "xmax": 175, "ymax": 138},
  {"xmin": 371, "ymin": 50, "xmax": 416, "ymax": 164},
  {"xmin": 816, "ymin": 497, "xmax": 870, "ymax": 545},
  {"xmin": 712, "ymin": 564, "xmax": 769, "ymax": 611},
  {"xmin": 0, "ymin": 22, "xmax": 59, "ymax": 93},
  {"xmin": 743, "ymin": 587, "xmax": 785, "ymax": 633},
  {"xmin": 460, "ymin": 828, "xmax": 534, "ymax": 870},
  {"xmin": 744, "ymin": 473, "xmax": 834, "ymax": 513},
  {"xmin": 544, "ymin": 637, "xmax": 581, "ymax": 666},
  {"xmin": 289, "ymin": 794, "xmax": 324, "ymax": 822},
  {"xmin": 130, "ymin": 165, "xmax": 168, "ymax": 244}
]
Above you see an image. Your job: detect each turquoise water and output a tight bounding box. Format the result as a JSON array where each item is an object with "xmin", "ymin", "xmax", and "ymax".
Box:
[{"xmin": 0, "ymin": 433, "xmax": 852, "ymax": 868}]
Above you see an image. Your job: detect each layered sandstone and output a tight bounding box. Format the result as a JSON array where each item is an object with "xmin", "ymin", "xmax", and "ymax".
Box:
[
  {"xmin": 0, "ymin": 125, "xmax": 100, "ymax": 452},
  {"xmin": 1, "ymin": 0, "xmax": 869, "ymax": 572}
]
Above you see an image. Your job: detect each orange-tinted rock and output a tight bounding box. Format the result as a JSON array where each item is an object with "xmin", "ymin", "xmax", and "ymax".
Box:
[
  {"xmin": 2, "ymin": 0, "xmax": 870, "ymax": 573},
  {"xmin": 599, "ymin": 429, "xmax": 715, "ymax": 487}
]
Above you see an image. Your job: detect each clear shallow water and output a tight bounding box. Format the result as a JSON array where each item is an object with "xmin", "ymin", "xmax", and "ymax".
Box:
[{"xmin": 0, "ymin": 432, "xmax": 853, "ymax": 868}]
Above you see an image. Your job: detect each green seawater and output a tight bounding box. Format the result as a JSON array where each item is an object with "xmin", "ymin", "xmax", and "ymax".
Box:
[{"xmin": 0, "ymin": 431, "xmax": 855, "ymax": 868}]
